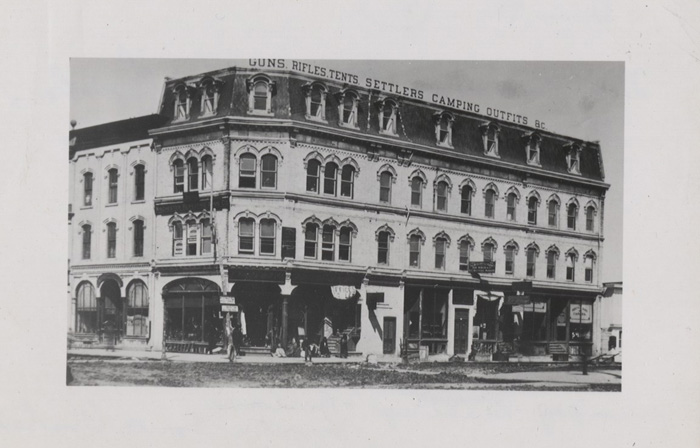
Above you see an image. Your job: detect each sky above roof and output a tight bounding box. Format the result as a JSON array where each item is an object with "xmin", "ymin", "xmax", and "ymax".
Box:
[{"xmin": 71, "ymin": 58, "xmax": 623, "ymax": 282}]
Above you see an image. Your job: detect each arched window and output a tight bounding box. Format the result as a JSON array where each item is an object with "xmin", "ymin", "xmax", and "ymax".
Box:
[
  {"xmin": 409, "ymin": 234, "xmax": 422, "ymax": 268},
  {"xmin": 380, "ymin": 100, "xmax": 398, "ymax": 135},
  {"xmin": 586, "ymin": 206, "xmax": 596, "ymax": 231},
  {"xmin": 238, "ymin": 218, "xmax": 255, "ymax": 254},
  {"xmin": 504, "ymin": 244, "xmax": 516, "ymax": 275},
  {"xmin": 436, "ymin": 113, "xmax": 453, "ymax": 147},
  {"xmin": 321, "ymin": 225, "xmax": 335, "ymax": 261},
  {"xmin": 306, "ymin": 159, "xmax": 321, "ymax": 193},
  {"xmin": 260, "ymin": 218, "xmax": 276, "ymax": 255},
  {"xmin": 434, "ymin": 237, "xmax": 448, "ymax": 270},
  {"xmin": 173, "ymin": 159, "xmax": 185, "ymax": 193},
  {"xmin": 485, "ymin": 189, "xmax": 496, "ymax": 218},
  {"xmin": 172, "ymin": 221, "xmax": 183, "ymax": 256},
  {"xmin": 201, "ymin": 219, "xmax": 212, "ymax": 254},
  {"xmin": 526, "ymin": 247, "xmax": 537, "ymax": 277},
  {"xmin": 133, "ymin": 219, "xmax": 144, "ymax": 257},
  {"xmin": 547, "ymin": 249, "xmax": 558, "ymax": 279},
  {"xmin": 81, "ymin": 224, "xmax": 91, "ymax": 259},
  {"xmin": 174, "ymin": 85, "xmax": 190, "ymax": 120},
  {"xmin": 201, "ymin": 155, "xmax": 213, "ymax": 190},
  {"xmin": 506, "ymin": 192, "xmax": 518, "ymax": 221},
  {"xmin": 200, "ymin": 79, "xmax": 220, "ymax": 116},
  {"xmin": 377, "ymin": 231, "xmax": 390, "ymax": 265},
  {"xmin": 584, "ymin": 251, "xmax": 596, "ymax": 283},
  {"xmin": 461, "ymin": 185, "xmax": 473, "ymax": 215},
  {"xmin": 483, "ymin": 241, "xmax": 495, "ymax": 263},
  {"xmin": 106, "ymin": 222, "xmax": 117, "ymax": 258},
  {"xmin": 76, "ymin": 282, "xmax": 97, "ymax": 334},
  {"xmin": 134, "ymin": 164, "xmax": 145, "ymax": 201},
  {"xmin": 566, "ymin": 253, "xmax": 576, "ymax": 281},
  {"xmin": 340, "ymin": 165, "xmax": 355, "ymax": 198},
  {"xmin": 108, "ymin": 168, "xmax": 118, "ymax": 204},
  {"xmin": 187, "ymin": 158, "xmax": 199, "ymax": 191},
  {"xmin": 83, "ymin": 172, "xmax": 93, "ymax": 206},
  {"xmin": 304, "ymin": 223, "xmax": 318, "ymax": 258},
  {"xmin": 339, "ymin": 227, "xmax": 353, "ymax": 262},
  {"xmin": 548, "ymin": 199, "xmax": 559, "ymax": 227},
  {"xmin": 324, "ymin": 162, "xmax": 338, "ymax": 195},
  {"xmin": 253, "ymin": 80, "xmax": 269, "ymax": 112},
  {"xmin": 436, "ymin": 181, "xmax": 449, "ymax": 212},
  {"xmin": 459, "ymin": 240, "xmax": 472, "ymax": 271},
  {"xmin": 126, "ymin": 282, "xmax": 149, "ymax": 337},
  {"xmin": 186, "ymin": 220, "xmax": 198, "ymax": 256},
  {"xmin": 261, "ymin": 154, "xmax": 278, "ymax": 189},
  {"xmin": 482, "ymin": 123, "xmax": 499, "ymax": 156},
  {"xmin": 567, "ymin": 203, "xmax": 578, "ymax": 230},
  {"xmin": 306, "ymin": 84, "xmax": 326, "ymax": 120},
  {"xmin": 528, "ymin": 196, "xmax": 538, "ymax": 224},
  {"xmin": 340, "ymin": 91, "xmax": 358, "ymax": 127},
  {"xmin": 239, "ymin": 153, "xmax": 257, "ymax": 188},
  {"xmin": 411, "ymin": 177, "xmax": 423, "ymax": 207},
  {"xmin": 379, "ymin": 171, "xmax": 393, "ymax": 203}
]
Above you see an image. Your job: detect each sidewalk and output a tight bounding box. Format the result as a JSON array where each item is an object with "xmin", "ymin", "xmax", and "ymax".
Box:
[{"xmin": 475, "ymin": 369, "xmax": 621, "ymax": 386}]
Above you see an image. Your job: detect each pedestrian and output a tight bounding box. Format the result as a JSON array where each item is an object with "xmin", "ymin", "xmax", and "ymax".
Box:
[
  {"xmin": 206, "ymin": 322, "xmax": 219, "ymax": 355},
  {"xmin": 228, "ymin": 325, "xmax": 238, "ymax": 362},
  {"xmin": 302, "ymin": 337, "xmax": 313, "ymax": 363},
  {"xmin": 340, "ymin": 333, "xmax": 348, "ymax": 359},
  {"xmin": 319, "ymin": 337, "xmax": 330, "ymax": 357},
  {"xmin": 233, "ymin": 325, "xmax": 243, "ymax": 357}
]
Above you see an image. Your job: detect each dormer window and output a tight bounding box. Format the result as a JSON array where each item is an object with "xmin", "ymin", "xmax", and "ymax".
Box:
[
  {"xmin": 304, "ymin": 83, "xmax": 327, "ymax": 122},
  {"xmin": 434, "ymin": 112, "xmax": 454, "ymax": 148},
  {"xmin": 565, "ymin": 143, "xmax": 582, "ymax": 175},
  {"xmin": 199, "ymin": 77, "xmax": 223, "ymax": 117},
  {"xmin": 337, "ymin": 90, "xmax": 359, "ymax": 128},
  {"xmin": 173, "ymin": 84, "xmax": 194, "ymax": 121},
  {"xmin": 480, "ymin": 122, "xmax": 500, "ymax": 157},
  {"xmin": 378, "ymin": 98, "xmax": 398, "ymax": 136},
  {"xmin": 246, "ymin": 75, "xmax": 275, "ymax": 116},
  {"xmin": 525, "ymin": 132, "xmax": 541, "ymax": 166}
]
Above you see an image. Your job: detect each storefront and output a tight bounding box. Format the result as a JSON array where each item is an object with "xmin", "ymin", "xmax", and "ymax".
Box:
[
  {"xmin": 404, "ymin": 286, "xmax": 450, "ymax": 355},
  {"xmin": 163, "ymin": 277, "xmax": 222, "ymax": 353}
]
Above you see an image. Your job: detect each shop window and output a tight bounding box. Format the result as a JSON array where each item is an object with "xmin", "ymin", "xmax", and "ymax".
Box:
[
  {"xmin": 526, "ymin": 247, "xmax": 537, "ymax": 277},
  {"xmin": 485, "ymin": 189, "xmax": 496, "ymax": 218},
  {"xmin": 239, "ymin": 153, "xmax": 257, "ymax": 188},
  {"xmin": 186, "ymin": 220, "xmax": 198, "ymax": 256},
  {"xmin": 506, "ymin": 192, "xmax": 517, "ymax": 221},
  {"xmin": 201, "ymin": 155, "xmax": 213, "ymax": 190},
  {"xmin": 528, "ymin": 196, "xmax": 538, "ymax": 224},
  {"xmin": 260, "ymin": 219, "xmax": 276, "ymax": 255},
  {"xmin": 172, "ymin": 221, "xmax": 183, "ymax": 256},
  {"xmin": 566, "ymin": 253, "xmax": 576, "ymax": 281},
  {"xmin": 518, "ymin": 300, "xmax": 548, "ymax": 341},
  {"xmin": 76, "ymin": 282, "xmax": 97, "ymax": 334},
  {"xmin": 569, "ymin": 300, "xmax": 593, "ymax": 341},
  {"xmin": 126, "ymin": 282, "xmax": 149, "ymax": 338},
  {"xmin": 306, "ymin": 159, "xmax": 321, "ymax": 193},
  {"xmin": 108, "ymin": 168, "xmax": 118, "ymax": 204},
  {"xmin": 324, "ymin": 162, "xmax": 338, "ymax": 195},
  {"xmin": 164, "ymin": 280, "xmax": 220, "ymax": 343},
  {"xmin": 340, "ymin": 165, "xmax": 355, "ymax": 198},
  {"xmin": 377, "ymin": 231, "xmax": 390, "ymax": 265},
  {"xmin": 567, "ymin": 203, "xmax": 578, "ymax": 230},
  {"xmin": 187, "ymin": 158, "xmax": 199, "ymax": 191},
  {"xmin": 421, "ymin": 289, "xmax": 448, "ymax": 339},
  {"xmin": 475, "ymin": 295, "xmax": 499, "ymax": 341},
  {"xmin": 261, "ymin": 154, "xmax": 278, "ymax": 189},
  {"xmin": 379, "ymin": 99, "xmax": 398, "ymax": 136},
  {"xmin": 548, "ymin": 198, "xmax": 559, "ymax": 227},
  {"xmin": 238, "ymin": 218, "xmax": 255, "ymax": 254},
  {"xmin": 133, "ymin": 219, "xmax": 144, "ymax": 257},
  {"xmin": 409, "ymin": 234, "xmax": 422, "ymax": 268},
  {"xmin": 459, "ymin": 240, "xmax": 471, "ymax": 271},
  {"xmin": 81, "ymin": 224, "xmax": 91, "ymax": 259},
  {"xmin": 379, "ymin": 171, "xmax": 393, "ymax": 203},
  {"xmin": 304, "ymin": 223, "xmax": 318, "ymax": 258},
  {"xmin": 83, "ymin": 172, "xmax": 93, "ymax": 206},
  {"xmin": 411, "ymin": 177, "xmax": 423, "ymax": 207},
  {"xmin": 305, "ymin": 83, "xmax": 327, "ymax": 121},
  {"xmin": 434, "ymin": 237, "xmax": 447, "ymax": 270},
  {"xmin": 586, "ymin": 205, "xmax": 596, "ymax": 231},
  {"xmin": 321, "ymin": 225, "xmax": 335, "ymax": 261},
  {"xmin": 173, "ymin": 159, "xmax": 185, "ymax": 193},
  {"xmin": 134, "ymin": 164, "xmax": 145, "ymax": 201},
  {"xmin": 461, "ymin": 185, "xmax": 472, "ymax": 215},
  {"xmin": 504, "ymin": 245, "xmax": 515, "ymax": 275},
  {"xmin": 547, "ymin": 249, "xmax": 558, "ymax": 279},
  {"xmin": 339, "ymin": 227, "xmax": 352, "ymax": 262},
  {"xmin": 106, "ymin": 222, "xmax": 117, "ymax": 258},
  {"xmin": 201, "ymin": 219, "xmax": 213, "ymax": 255},
  {"xmin": 340, "ymin": 91, "xmax": 359, "ymax": 128},
  {"xmin": 436, "ymin": 181, "xmax": 449, "ymax": 212}
]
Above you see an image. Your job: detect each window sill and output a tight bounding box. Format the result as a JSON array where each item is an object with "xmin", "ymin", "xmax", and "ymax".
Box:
[
  {"xmin": 305, "ymin": 115, "xmax": 328, "ymax": 124},
  {"xmin": 131, "ymin": 200, "xmax": 146, "ymax": 205},
  {"xmin": 80, "ymin": 205, "xmax": 93, "ymax": 210},
  {"xmin": 248, "ymin": 110, "xmax": 274, "ymax": 117},
  {"xmin": 105, "ymin": 203, "xmax": 118, "ymax": 207}
]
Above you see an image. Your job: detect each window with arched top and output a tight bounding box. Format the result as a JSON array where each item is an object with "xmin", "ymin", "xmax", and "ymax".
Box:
[
  {"xmin": 252, "ymin": 81, "xmax": 270, "ymax": 112},
  {"xmin": 304, "ymin": 222, "xmax": 319, "ymax": 258},
  {"xmin": 106, "ymin": 222, "xmax": 117, "ymax": 258},
  {"xmin": 483, "ymin": 241, "xmax": 495, "ymax": 263},
  {"xmin": 434, "ymin": 236, "xmax": 448, "ymax": 270},
  {"xmin": 187, "ymin": 158, "xmax": 199, "ymax": 191},
  {"xmin": 436, "ymin": 181, "xmax": 449, "ymax": 212},
  {"xmin": 133, "ymin": 219, "xmax": 144, "ymax": 257},
  {"xmin": 321, "ymin": 225, "xmax": 335, "ymax": 261},
  {"xmin": 461, "ymin": 185, "xmax": 473, "ymax": 215},
  {"xmin": 339, "ymin": 227, "xmax": 353, "ymax": 262},
  {"xmin": 200, "ymin": 78, "xmax": 222, "ymax": 116},
  {"xmin": 261, "ymin": 154, "xmax": 278, "ymax": 189},
  {"xmin": 409, "ymin": 234, "xmax": 422, "ymax": 268},
  {"xmin": 526, "ymin": 246, "xmax": 538, "ymax": 278},
  {"xmin": 548, "ymin": 198, "xmax": 559, "ymax": 227},
  {"xmin": 340, "ymin": 165, "xmax": 355, "ymax": 198},
  {"xmin": 126, "ymin": 281, "xmax": 149, "ymax": 337},
  {"xmin": 238, "ymin": 218, "xmax": 255, "ymax": 254},
  {"xmin": 504, "ymin": 243, "xmax": 517, "ymax": 275},
  {"xmin": 377, "ymin": 230, "xmax": 391, "ymax": 265},
  {"xmin": 134, "ymin": 164, "xmax": 145, "ymax": 201},
  {"xmin": 201, "ymin": 155, "xmax": 213, "ymax": 191},
  {"xmin": 567, "ymin": 203, "xmax": 578, "ymax": 230},
  {"xmin": 306, "ymin": 159, "xmax": 321, "ymax": 193},
  {"xmin": 239, "ymin": 153, "xmax": 257, "ymax": 188},
  {"xmin": 324, "ymin": 162, "xmax": 338, "ymax": 195},
  {"xmin": 485, "ymin": 189, "xmax": 496, "ymax": 218},
  {"xmin": 528, "ymin": 196, "xmax": 539, "ymax": 224},
  {"xmin": 174, "ymin": 85, "xmax": 191, "ymax": 120},
  {"xmin": 584, "ymin": 251, "xmax": 596, "ymax": 283},
  {"xmin": 108, "ymin": 168, "xmax": 118, "ymax": 204},
  {"xmin": 436, "ymin": 113, "xmax": 454, "ymax": 147},
  {"xmin": 76, "ymin": 282, "xmax": 97, "ymax": 334},
  {"xmin": 506, "ymin": 192, "xmax": 518, "ymax": 221},
  {"xmin": 172, "ymin": 221, "xmax": 183, "ymax": 256},
  {"xmin": 201, "ymin": 219, "xmax": 212, "ymax": 255},
  {"xmin": 411, "ymin": 176, "xmax": 423, "ymax": 207},
  {"xmin": 566, "ymin": 252, "xmax": 577, "ymax": 281},
  {"xmin": 185, "ymin": 219, "xmax": 198, "ymax": 256},
  {"xmin": 340, "ymin": 91, "xmax": 359, "ymax": 128},
  {"xmin": 459, "ymin": 240, "xmax": 472, "ymax": 271},
  {"xmin": 305, "ymin": 84, "xmax": 327, "ymax": 121},
  {"xmin": 259, "ymin": 218, "xmax": 276, "ymax": 255},
  {"xmin": 81, "ymin": 224, "xmax": 91, "ymax": 259},
  {"xmin": 173, "ymin": 159, "xmax": 185, "ymax": 193},
  {"xmin": 379, "ymin": 171, "xmax": 393, "ymax": 203},
  {"xmin": 380, "ymin": 100, "xmax": 398, "ymax": 135},
  {"xmin": 546, "ymin": 247, "xmax": 559, "ymax": 279},
  {"xmin": 586, "ymin": 205, "xmax": 596, "ymax": 232},
  {"xmin": 83, "ymin": 172, "xmax": 93, "ymax": 206}
]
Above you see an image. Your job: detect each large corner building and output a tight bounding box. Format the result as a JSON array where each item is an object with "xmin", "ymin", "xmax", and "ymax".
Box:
[{"xmin": 68, "ymin": 64, "xmax": 611, "ymax": 361}]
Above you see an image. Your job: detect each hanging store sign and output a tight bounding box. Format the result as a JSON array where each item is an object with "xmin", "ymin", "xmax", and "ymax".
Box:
[
  {"xmin": 220, "ymin": 296, "xmax": 236, "ymax": 305},
  {"xmin": 468, "ymin": 261, "xmax": 496, "ymax": 274},
  {"xmin": 570, "ymin": 304, "xmax": 592, "ymax": 323},
  {"xmin": 331, "ymin": 285, "xmax": 357, "ymax": 300},
  {"xmin": 505, "ymin": 294, "xmax": 531, "ymax": 305},
  {"xmin": 221, "ymin": 305, "xmax": 239, "ymax": 313}
]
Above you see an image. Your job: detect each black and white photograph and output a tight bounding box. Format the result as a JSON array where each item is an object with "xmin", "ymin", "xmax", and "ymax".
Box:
[{"xmin": 66, "ymin": 59, "xmax": 623, "ymax": 391}]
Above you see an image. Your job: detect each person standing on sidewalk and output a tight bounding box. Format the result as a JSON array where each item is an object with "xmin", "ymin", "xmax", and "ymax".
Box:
[
  {"xmin": 340, "ymin": 333, "xmax": 348, "ymax": 359},
  {"xmin": 302, "ymin": 337, "xmax": 313, "ymax": 363}
]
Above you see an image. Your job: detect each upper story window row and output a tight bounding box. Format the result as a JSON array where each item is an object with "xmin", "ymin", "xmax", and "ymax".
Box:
[
  {"xmin": 170, "ymin": 147, "xmax": 215, "ymax": 193},
  {"xmin": 77, "ymin": 216, "xmax": 146, "ymax": 261},
  {"xmin": 173, "ymin": 77, "xmax": 224, "ymax": 121},
  {"xmin": 80, "ymin": 162, "xmax": 147, "ymax": 207}
]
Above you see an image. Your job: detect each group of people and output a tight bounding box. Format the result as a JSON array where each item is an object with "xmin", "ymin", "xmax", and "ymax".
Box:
[{"xmin": 271, "ymin": 333, "xmax": 349, "ymax": 362}]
